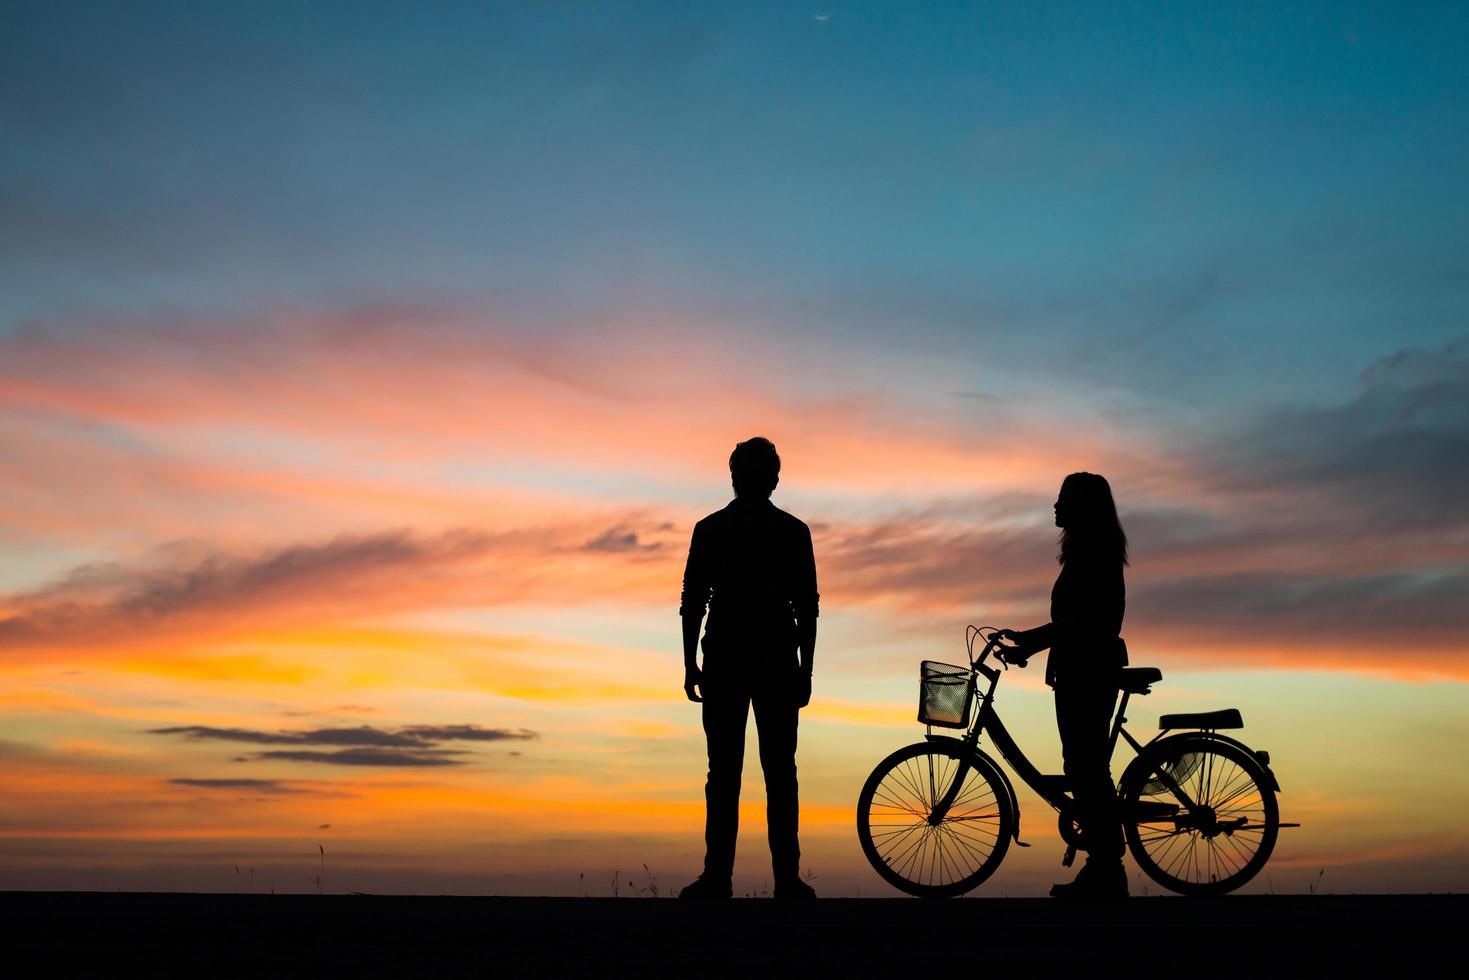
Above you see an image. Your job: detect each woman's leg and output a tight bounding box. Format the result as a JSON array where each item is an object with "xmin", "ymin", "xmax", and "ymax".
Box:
[{"xmin": 1054, "ymin": 680, "xmax": 1123, "ymax": 865}]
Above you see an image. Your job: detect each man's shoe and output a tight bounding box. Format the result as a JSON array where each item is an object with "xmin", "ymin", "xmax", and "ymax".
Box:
[
  {"xmin": 678, "ymin": 875, "xmax": 732, "ymax": 899},
  {"xmin": 773, "ymin": 878, "xmax": 817, "ymax": 900},
  {"xmin": 1050, "ymin": 861, "xmax": 1128, "ymax": 900}
]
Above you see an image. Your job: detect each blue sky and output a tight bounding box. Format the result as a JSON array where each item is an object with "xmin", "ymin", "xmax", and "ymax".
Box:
[{"xmin": 5, "ymin": 1, "xmax": 1465, "ymax": 405}]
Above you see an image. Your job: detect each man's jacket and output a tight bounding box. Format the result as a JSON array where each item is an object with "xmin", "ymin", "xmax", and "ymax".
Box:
[{"xmin": 679, "ymin": 497, "xmax": 819, "ymax": 657}]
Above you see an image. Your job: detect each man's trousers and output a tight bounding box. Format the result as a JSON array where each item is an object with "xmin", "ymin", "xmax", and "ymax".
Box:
[{"xmin": 700, "ymin": 648, "xmax": 802, "ymax": 884}]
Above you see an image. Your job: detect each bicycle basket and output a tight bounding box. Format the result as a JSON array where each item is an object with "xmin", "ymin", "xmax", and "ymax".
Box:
[{"xmin": 918, "ymin": 661, "xmax": 975, "ymax": 729}]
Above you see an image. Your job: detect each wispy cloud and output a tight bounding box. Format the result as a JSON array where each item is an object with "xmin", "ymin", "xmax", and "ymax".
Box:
[
  {"xmin": 0, "ymin": 308, "xmax": 1143, "ymax": 511},
  {"xmin": 149, "ymin": 723, "xmax": 536, "ymax": 747},
  {"xmin": 399, "ymin": 725, "xmax": 541, "ymax": 743},
  {"xmin": 167, "ymin": 778, "xmax": 311, "ymax": 794},
  {"xmin": 254, "ymin": 748, "xmax": 468, "ymax": 767},
  {"xmin": 580, "ymin": 525, "xmax": 668, "ymax": 554},
  {"xmin": 150, "ymin": 722, "xmax": 537, "ymax": 768},
  {"xmin": 1200, "ymin": 342, "xmax": 1469, "ymax": 532},
  {"xmin": 0, "ymin": 522, "xmax": 681, "ymax": 650}
]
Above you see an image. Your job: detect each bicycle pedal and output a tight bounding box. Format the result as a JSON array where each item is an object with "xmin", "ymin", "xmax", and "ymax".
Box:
[{"xmin": 1062, "ymin": 846, "xmax": 1076, "ymax": 868}]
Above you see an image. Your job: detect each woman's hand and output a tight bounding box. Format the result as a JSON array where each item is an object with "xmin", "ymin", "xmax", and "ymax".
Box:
[
  {"xmin": 994, "ymin": 629, "xmax": 1031, "ymax": 666},
  {"xmin": 684, "ymin": 665, "xmax": 703, "ymax": 702}
]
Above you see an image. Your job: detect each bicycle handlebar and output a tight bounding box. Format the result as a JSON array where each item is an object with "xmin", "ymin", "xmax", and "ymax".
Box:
[{"xmin": 965, "ymin": 625, "xmax": 1017, "ymax": 683}]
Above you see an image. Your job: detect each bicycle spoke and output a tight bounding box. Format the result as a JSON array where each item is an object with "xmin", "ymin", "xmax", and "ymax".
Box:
[
  {"xmin": 893, "ymin": 834, "xmax": 928, "ymax": 887},
  {"xmin": 937, "ymin": 832, "xmax": 984, "ymax": 874},
  {"xmin": 871, "ymin": 786, "xmax": 927, "ymax": 819},
  {"xmin": 1214, "ymin": 834, "xmax": 1244, "ymax": 875},
  {"xmin": 940, "ymin": 821, "xmax": 998, "ymax": 856},
  {"xmin": 892, "ymin": 823, "xmax": 933, "ymax": 881},
  {"xmin": 870, "ymin": 781, "xmax": 921, "ymax": 808},
  {"xmin": 1212, "ymin": 777, "xmax": 1262, "ymax": 813},
  {"xmin": 890, "ymin": 759, "xmax": 923, "ymax": 808},
  {"xmin": 1219, "ymin": 827, "xmax": 1256, "ymax": 868},
  {"xmin": 870, "ymin": 820, "xmax": 928, "ymax": 840},
  {"xmin": 1203, "ymin": 763, "xmax": 1250, "ymax": 805},
  {"xmin": 871, "ymin": 830, "xmax": 927, "ymax": 850},
  {"xmin": 926, "ymin": 822, "xmax": 945, "ymax": 885},
  {"xmin": 894, "ymin": 760, "xmax": 930, "ymax": 811},
  {"xmin": 950, "ymin": 778, "xmax": 997, "ymax": 810},
  {"xmin": 934, "ymin": 826, "xmax": 957, "ymax": 883},
  {"xmin": 1137, "ymin": 827, "xmax": 1185, "ymax": 844},
  {"xmin": 1157, "ymin": 829, "xmax": 1194, "ymax": 879}
]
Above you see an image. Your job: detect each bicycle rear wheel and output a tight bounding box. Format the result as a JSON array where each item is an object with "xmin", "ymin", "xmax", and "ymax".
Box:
[
  {"xmin": 1121, "ymin": 737, "xmax": 1278, "ymax": 896},
  {"xmin": 856, "ymin": 740, "xmax": 1013, "ymax": 897}
]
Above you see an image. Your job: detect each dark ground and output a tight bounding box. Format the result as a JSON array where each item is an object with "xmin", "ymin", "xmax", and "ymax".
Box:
[{"xmin": 2, "ymin": 891, "xmax": 1458, "ymax": 976}]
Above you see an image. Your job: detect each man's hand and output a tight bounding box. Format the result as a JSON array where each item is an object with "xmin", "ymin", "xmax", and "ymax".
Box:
[
  {"xmin": 793, "ymin": 671, "xmax": 812, "ymax": 709},
  {"xmin": 684, "ymin": 665, "xmax": 703, "ymax": 703}
]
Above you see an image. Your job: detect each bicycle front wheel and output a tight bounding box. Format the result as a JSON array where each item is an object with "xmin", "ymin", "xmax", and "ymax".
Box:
[
  {"xmin": 856, "ymin": 740, "xmax": 1013, "ymax": 897},
  {"xmin": 1121, "ymin": 737, "xmax": 1278, "ymax": 896}
]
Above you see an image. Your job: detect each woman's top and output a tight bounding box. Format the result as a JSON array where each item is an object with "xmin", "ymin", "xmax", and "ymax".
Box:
[{"xmin": 1019, "ymin": 554, "xmax": 1127, "ymax": 688}]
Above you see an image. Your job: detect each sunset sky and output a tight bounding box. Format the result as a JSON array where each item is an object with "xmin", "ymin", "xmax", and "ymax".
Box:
[{"xmin": 2, "ymin": 1, "xmax": 1466, "ymax": 896}]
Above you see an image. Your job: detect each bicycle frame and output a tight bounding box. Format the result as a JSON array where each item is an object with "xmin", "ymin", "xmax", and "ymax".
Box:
[{"xmin": 928, "ymin": 636, "xmax": 1175, "ymax": 842}]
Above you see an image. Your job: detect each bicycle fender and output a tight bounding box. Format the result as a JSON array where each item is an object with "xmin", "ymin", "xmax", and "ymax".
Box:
[
  {"xmin": 1121, "ymin": 732, "xmax": 1281, "ymax": 794},
  {"xmin": 982, "ymin": 749, "xmax": 1028, "ymax": 845},
  {"xmin": 922, "ymin": 735, "xmax": 1026, "ymax": 845},
  {"xmin": 1203, "ymin": 732, "xmax": 1283, "ymax": 793}
]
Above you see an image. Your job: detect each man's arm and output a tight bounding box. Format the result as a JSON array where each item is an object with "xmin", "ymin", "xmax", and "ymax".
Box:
[
  {"xmin": 794, "ymin": 523, "xmax": 819, "ymax": 688},
  {"xmin": 682, "ymin": 613, "xmax": 703, "ymax": 694},
  {"xmin": 679, "ymin": 522, "xmax": 712, "ymax": 702}
]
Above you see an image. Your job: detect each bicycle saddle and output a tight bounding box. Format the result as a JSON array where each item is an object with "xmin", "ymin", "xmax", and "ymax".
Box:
[
  {"xmin": 1120, "ymin": 667, "xmax": 1162, "ymax": 694},
  {"xmin": 1158, "ymin": 708, "xmax": 1244, "ymax": 730}
]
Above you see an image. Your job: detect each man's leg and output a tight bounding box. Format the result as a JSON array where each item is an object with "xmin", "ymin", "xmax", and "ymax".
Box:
[
  {"xmin": 701, "ymin": 670, "xmax": 751, "ymax": 883},
  {"xmin": 751, "ymin": 668, "xmax": 801, "ymax": 886}
]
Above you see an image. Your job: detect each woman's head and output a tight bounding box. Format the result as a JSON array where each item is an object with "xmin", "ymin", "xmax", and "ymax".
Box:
[
  {"xmin": 730, "ymin": 436, "xmax": 781, "ymax": 498},
  {"xmin": 1055, "ymin": 471, "xmax": 1128, "ymax": 565}
]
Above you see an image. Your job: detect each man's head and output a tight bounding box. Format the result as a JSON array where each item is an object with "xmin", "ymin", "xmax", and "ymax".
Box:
[{"xmin": 729, "ymin": 436, "xmax": 780, "ymax": 499}]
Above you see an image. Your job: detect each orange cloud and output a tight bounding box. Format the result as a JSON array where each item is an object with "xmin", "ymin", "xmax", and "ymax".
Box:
[{"xmin": 0, "ymin": 309, "xmax": 1158, "ymax": 516}]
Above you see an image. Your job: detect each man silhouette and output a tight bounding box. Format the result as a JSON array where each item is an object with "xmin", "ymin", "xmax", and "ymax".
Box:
[{"xmin": 678, "ymin": 437, "xmax": 819, "ymax": 900}]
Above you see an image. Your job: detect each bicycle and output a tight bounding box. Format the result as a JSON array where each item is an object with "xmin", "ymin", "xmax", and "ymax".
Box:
[{"xmin": 856, "ymin": 626, "xmax": 1297, "ymax": 897}]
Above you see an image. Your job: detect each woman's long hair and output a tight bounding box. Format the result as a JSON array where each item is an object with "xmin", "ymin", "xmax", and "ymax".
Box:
[{"xmin": 1057, "ymin": 471, "xmax": 1129, "ymax": 566}]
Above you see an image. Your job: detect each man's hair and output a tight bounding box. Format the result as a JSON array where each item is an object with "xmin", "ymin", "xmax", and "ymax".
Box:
[{"xmin": 730, "ymin": 437, "xmax": 781, "ymax": 498}]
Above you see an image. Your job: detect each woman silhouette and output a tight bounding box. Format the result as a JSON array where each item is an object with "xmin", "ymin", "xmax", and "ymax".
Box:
[{"xmin": 997, "ymin": 472, "xmax": 1130, "ymax": 899}]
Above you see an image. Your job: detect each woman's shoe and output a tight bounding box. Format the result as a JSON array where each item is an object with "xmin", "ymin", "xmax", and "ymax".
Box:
[{"xmin": 1050, "ymin": 861, "xmax": 1128, "ymax": 900}]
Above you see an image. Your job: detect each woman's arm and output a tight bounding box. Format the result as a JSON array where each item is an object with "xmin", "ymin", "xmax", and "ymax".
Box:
[
  {"xmin": 1002, "ymin": 559, "xmax": 1124, "ymax": 656},
  {"xmin": 1006, "ymin": 622, "xmax": 1055, "ymax": 655}
]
